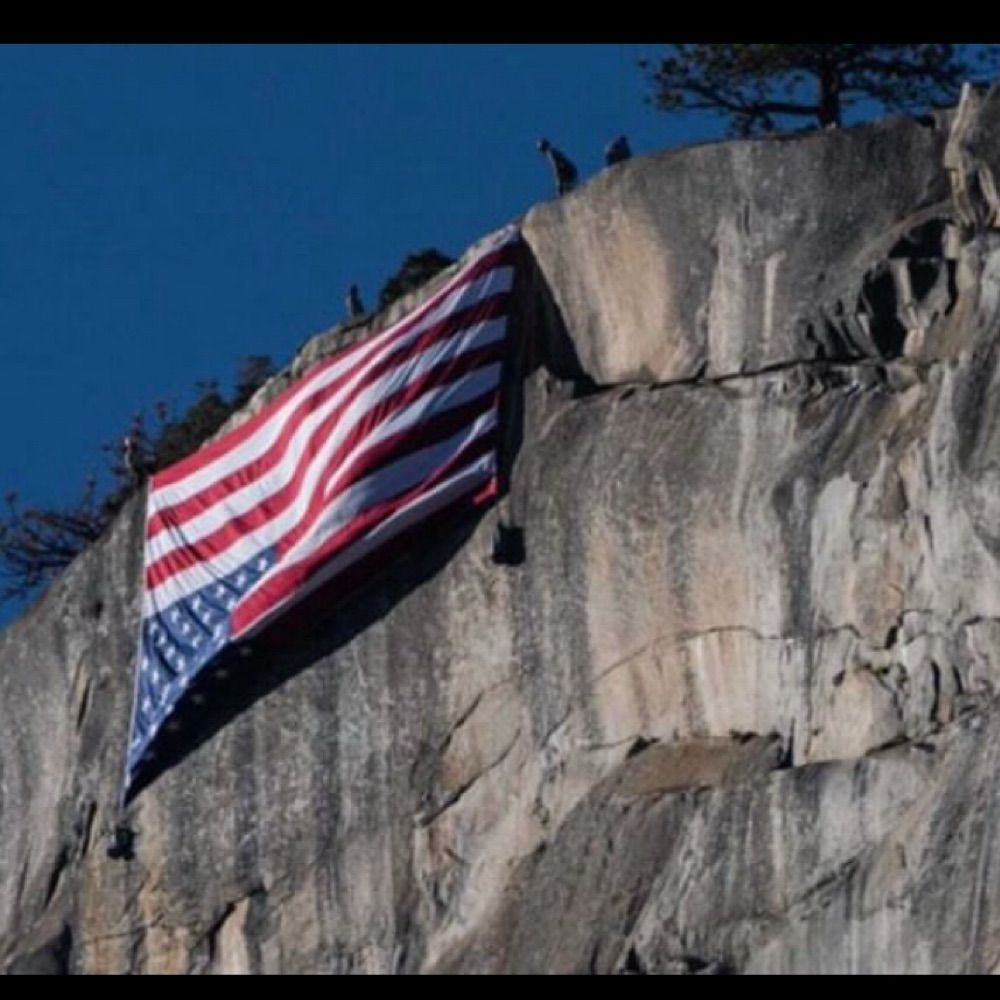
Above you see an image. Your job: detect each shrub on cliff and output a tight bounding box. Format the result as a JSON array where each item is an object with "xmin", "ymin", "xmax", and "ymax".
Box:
[{"xmin": 378, "ymin": 248, "xmax": 454, "ymax": 312}]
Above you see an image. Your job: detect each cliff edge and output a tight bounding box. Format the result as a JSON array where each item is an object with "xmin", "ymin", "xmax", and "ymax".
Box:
[{"xmin": 4, "ymin": 85, "xmax": 1000, "ymax": 973}]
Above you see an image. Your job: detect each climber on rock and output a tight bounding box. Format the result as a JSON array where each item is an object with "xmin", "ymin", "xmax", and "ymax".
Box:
[{"xmin": 537, "ymin": 138, "xmax": 578, "ymax": 197}]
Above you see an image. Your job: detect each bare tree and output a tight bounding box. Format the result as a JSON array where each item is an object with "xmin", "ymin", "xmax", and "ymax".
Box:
[{"xmin": 0, "ymin": 483, "xmax": 104, "ymax": 601}]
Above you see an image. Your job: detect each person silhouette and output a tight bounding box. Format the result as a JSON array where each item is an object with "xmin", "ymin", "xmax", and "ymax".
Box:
[
  {"xmin": 604, "ymin": 134, "xmax": 632, "ymax": 166},
  {"xmin": 537, "ymin": 138, "xmax": 578, "ymax": 196},
  {"xmin": 345, "ymin": 284, "xmax": 365, "ymax": 320}
]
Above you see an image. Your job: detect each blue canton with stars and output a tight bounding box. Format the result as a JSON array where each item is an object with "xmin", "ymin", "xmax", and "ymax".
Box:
[{"xmin": 126, "ymin": 546, "xmax": 278, "ymax": 785}]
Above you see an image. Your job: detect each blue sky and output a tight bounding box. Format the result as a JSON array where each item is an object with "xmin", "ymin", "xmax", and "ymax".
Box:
[
  {"xmin": 0, "ymin": 43, "xmax": 728, "ymax": 623},
  {"xmin": 0, "ymin": 43, "xmax": 976, "ymax": 625},
  {"xmin": 0, "ymin": 45, "xmax": 715, "ymax": 500}
]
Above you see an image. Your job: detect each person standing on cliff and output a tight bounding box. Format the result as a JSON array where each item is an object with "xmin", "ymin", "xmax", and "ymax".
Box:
[
  {"xmin": 122, "ymin": 433, "xmax": 140, "ymax": 488},
  {"xmin": 121, "ymin": 415, "xmax": 150, "ymax": 490},
  {"xmin": 345, "ymin": 284, "xmax": 365, "ymax": 321},
  {"xmin": 536, "ymin": 138, "xmax": 578, "ymax": 196},
  {"xmin": 604, "ymin": 134, "xmax": 632, "ymax": 166}
]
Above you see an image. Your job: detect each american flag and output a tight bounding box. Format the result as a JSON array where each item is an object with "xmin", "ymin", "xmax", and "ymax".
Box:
[{"xmin": 124, "ymin": 224, "xmax": 520, "ymax": 797}]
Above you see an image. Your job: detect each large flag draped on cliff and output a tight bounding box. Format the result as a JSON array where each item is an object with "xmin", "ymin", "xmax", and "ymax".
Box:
[{"xmin": 124, "ymin": 224, "xmax": 521, "ymax": 798}]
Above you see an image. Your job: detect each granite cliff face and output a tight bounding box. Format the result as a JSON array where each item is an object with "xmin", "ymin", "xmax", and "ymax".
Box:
[{"xmin": 5, "ymin": 85, "xmax": 1000, "ymax": 974}]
